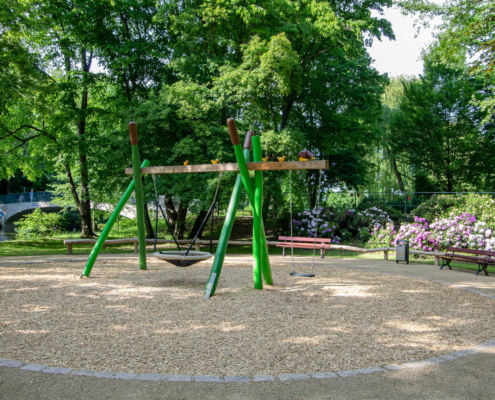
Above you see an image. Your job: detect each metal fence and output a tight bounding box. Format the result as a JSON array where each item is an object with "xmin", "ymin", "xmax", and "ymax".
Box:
[{"xmin": 0, "ymin": 191, "xmax": 57, "ymax": 205}]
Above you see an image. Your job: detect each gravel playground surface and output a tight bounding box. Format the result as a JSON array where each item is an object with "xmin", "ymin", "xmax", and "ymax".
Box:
[{"xmin": 1, "ymin": 259, "xmax": 495, "ymax": 378}]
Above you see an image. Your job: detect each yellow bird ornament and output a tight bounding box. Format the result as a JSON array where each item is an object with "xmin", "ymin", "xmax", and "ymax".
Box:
[
  {"xmin": 262, "ymin": 157, "xmax": 270, "ymax": 162},
  {"xmin": 211, "ymin": 159, "xmax": 220, "ymax": 164},
  {"xmin": 277, "ymin": 156, "xmax": 287, "ymax": 162},
  {"xmin": 183, "ymin": 160, "xmax": 189, "ymax": 165}
]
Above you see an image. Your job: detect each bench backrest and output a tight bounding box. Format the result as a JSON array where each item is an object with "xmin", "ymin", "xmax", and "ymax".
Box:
[
  {"xmin": 278, "ymin": 236, "xmax": 332, "ymax": 243},
  {"xmin": 446, "ymin": 247, "xmax": 495, "ymax": 257}
]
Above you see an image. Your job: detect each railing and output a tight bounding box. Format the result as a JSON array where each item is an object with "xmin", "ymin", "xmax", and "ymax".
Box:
[{"xmin": 0, "ymin": 191, "xmax": 57, "ymax": 205}]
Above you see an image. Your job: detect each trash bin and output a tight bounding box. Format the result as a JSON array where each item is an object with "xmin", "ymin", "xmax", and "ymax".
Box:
[{"xmin": 396, "ymin": 239, "xmax": 409, "ymax": 264}]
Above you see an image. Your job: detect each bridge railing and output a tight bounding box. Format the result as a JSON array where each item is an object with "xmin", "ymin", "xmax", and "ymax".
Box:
[{"xmin": 0, "ymin": 191, "xmax": 57, "ymax": 205}]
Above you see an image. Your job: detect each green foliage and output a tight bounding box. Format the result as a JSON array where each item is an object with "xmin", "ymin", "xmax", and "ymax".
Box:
[
  {"xmin": 366, "ymin": 222, "xmax": 397, "ymax": 248},
  {"xmin": 398, "ymin": 0, "xmax": 495, "ymax": 125},
  {"xmin": 390, "ymin": 60, "xmax": 495, "ymax": 192},
  {"xmin": 14, "ymin": 209, "xmax": 63, "ymax": 239},
  {"xmin": 412, "ymin": 194, "xmax": 495, "ymax": 229}
]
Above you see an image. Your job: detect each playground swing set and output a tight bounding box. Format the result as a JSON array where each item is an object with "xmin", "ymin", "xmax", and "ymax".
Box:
[{"xmin": 80, "ymin": 118, "xmax": 329, "ymax": 299}]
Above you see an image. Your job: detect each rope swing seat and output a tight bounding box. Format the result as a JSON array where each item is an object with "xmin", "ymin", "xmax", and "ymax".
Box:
[
  {"xmin": 150, "ymin": 170, "xmax": 223, "ymax": 267},
  {"xmin": 152, "ymin": 250, "xmax": 213, "ymax": 267}
]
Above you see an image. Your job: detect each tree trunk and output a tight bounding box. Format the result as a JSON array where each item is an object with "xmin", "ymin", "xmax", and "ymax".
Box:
[
  {"xmin": 280, "ymin": 94, "xmax": 294, "ymax": 130},
  {"xmin": 187, "ymin": 210, "xmax": 208, "ymax": 239},
  {"xmin": 143, "ymin": 202, "xmax": 155, "ymax": 239},
  {"xmin": 307, "ymin": 172, "xmax": 317, "ymax": 209},
  {"xmin": 164, "ymin": 194, "xmax": 177, "ymax": 232},
  {"xmin": 392, "ymin": 156, "xmax": 405, "ymax": 193},
  {"xmin": 75, "ymin": 48, "xmax": 95, "ymax": 238},
  {"xmin": 174, "ymin": 199, "xmax": 188, "ymax": 239},
  {"xmin": 64, "ymin": 161, "xmax": 92, "ymax": 237}
]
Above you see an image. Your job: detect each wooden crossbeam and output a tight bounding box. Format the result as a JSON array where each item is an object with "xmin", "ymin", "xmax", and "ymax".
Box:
[{"xmin": 124, "ymin": 160, "xmax": 329, "ymax": 175}]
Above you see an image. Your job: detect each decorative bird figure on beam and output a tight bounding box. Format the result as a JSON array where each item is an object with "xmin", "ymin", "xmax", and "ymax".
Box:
[
  {"xmin": 277, "ymin": 156, "xmax": 287, "ymax": 162},
  {"xmin": 183, "ymin": 160, "xmax": 189, "ymax": 165},
  {"xmin": 211, "ymin": 159, "xmax": 220, "ymax": 164},
  {"xmin": 298, "ymin": 150, "xmax": 315, "ymax": 161}
]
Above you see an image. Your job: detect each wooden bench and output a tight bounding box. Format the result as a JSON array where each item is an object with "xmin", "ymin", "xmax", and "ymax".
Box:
[
  {"xmin": 277, "ymin": 236, "xmax": 332, "ymax": 258},
  {"xmin": 439, "ymin": 247, "xmax": 495, "ymax": 276}
]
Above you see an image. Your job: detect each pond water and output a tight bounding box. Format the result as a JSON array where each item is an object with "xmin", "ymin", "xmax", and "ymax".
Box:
[{"xmin": 0, "ymin": 223, "xmax": 16, "ymax": 241}]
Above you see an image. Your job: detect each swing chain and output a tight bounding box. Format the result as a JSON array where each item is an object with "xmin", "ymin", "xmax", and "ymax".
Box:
[
  {"xmin": 290, "ymin": 169, "xmax": 295, "ymax": 274},
  {"xmin": 310, "ymin": 169, "xmax": 323, "ymax": 275}
]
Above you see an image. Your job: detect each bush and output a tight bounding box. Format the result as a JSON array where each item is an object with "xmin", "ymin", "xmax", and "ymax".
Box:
[
  {"xmin": 291, "ymin": 207, "xmax": 342, "ymax": 243},
  {"xmin": 412, "ymin": 194, "xmax": 495, "ymax": 229},
  {"xmin": 366, "ymin": 222, "xmax": 398, "ymax": 248},
  {"xmin": 15, "ymin": 209, "xmax": 63, "ymax": 239},
  {"xmin": 393, "ymin": 213, "xmax": 495, "ymax": 252}
]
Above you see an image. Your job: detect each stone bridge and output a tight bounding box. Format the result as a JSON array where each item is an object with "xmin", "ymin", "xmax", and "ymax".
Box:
[
  {"xmin": 0, "ymin": 192, "xmax": 141, "ymax": 226},
  {"xmin": 1, "ymin": 201, "xmax": 63, "ymax": 223}
]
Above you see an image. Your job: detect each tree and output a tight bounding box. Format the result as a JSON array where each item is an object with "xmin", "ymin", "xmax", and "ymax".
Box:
[
  {"xmin": 155, "ymin": 0, "xmax": 394, "ymax": 210},
  {"xmin": 390, "ymin": 59, "xmax": 495, "ymax": 191},
  {"xmin": 398, "ymin": 0, "xmax": 495, "ymax": 124}
]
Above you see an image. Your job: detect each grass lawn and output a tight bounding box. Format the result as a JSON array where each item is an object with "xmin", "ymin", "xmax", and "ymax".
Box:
[{"xmin": 1, "ymin": 238, "xmax": 494, "ymax": 275}]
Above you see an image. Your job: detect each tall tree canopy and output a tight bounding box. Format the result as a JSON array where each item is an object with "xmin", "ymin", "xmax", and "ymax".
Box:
[{"xmin": 390, "ymin": 53, "xmax": 495, "ymax": 192}]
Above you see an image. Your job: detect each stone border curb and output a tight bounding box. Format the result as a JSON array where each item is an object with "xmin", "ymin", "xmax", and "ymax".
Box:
[
  {"xmin": 1, "ymin": 263, "xmax": 495, "ymax": 383},
  {"xmin": 1, "ymin": 339, "xmax": 492, "ymax": 383}
]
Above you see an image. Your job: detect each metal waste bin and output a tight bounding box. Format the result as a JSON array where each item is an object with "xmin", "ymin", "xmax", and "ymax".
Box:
[{"xmin": 396, "ymin": 239, "xmax": 409, "ymax": 264}]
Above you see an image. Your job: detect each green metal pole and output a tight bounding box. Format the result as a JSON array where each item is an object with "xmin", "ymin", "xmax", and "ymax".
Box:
[
  {"xmin": 227, "ymin": 119, "xmax": 262, "ymax": 289},
  {"xmin": 80, "ymin": 159, "xmax": 150, "ymax": 278},
  {"xmin": 252, "ymin": 136, "xmax": 273, "ymax": 285},
  {"xmin": 130, "ymin": 122, "xmax": 147, "ymax": 271},
  {"xmin": 233, "ymin": 145, "xmax": 254, "ymax": 204},
  {"xmin": 251, "ymin": 136, "xmax": 263, "ymax": 289},
  {"xmin": 204, "ymin": 150, "xmax": 249, "ymax": 298}
]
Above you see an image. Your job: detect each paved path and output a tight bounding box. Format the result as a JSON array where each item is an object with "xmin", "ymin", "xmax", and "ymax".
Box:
[{"xmin": 1, "ymin": 253, "xmax": 495, "ymax": 399}]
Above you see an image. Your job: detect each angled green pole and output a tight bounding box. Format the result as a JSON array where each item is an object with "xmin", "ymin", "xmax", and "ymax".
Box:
[
  {"xmin": 252, "ymin": 136, "xmax": 272, "ymax": 285},
  {"xmin": 227, "ymin": 119, "xmax": 263, "ymax": 289},
  {"xmin": 129, "ymin": 122, "xmax": 147, "ymax": 271},
  {"xmin": 80, "ymin": 159, "xmax": 150, "ymax": 278},
  {"xmin": 204, "ymin": 133, "xmax": 254, "ymax": 298}
]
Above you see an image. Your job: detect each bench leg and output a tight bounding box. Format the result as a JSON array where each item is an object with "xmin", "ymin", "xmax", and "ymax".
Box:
[
  {"xmin": 67, "ymin": 243, "xmax": 73, "ymax": 255},
  {"xmin": 440, "ymin": 260, "xmax": 452, "ymax": 270},
  {"xmin": 282, "ymin": 247, "xmax": 286, "ymax": 257},
  {"xmin": 321, "ymin": 248, "xmax": 324, "ymax": 259},
  {"xmin": 435, "ymin": 256, "xmax": 439, "ymax": 267},
  {"xmin": 383, "ymin": 251, "xmax": 388, "ymax": 261},
  {"xmin": 477, "ymin": 264, "xmax": 489, "ymax": 276},
  {"xmin": 195, "ymin": 242, "xmax": 201, "ymax": 251},
  {"xmin": 133, "ymin": 241, "xmax": 138, "ymax": 253}
]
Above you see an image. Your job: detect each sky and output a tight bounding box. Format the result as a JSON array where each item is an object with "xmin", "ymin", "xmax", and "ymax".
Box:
[{"xmin": 367, "ymin": 7, "xmax": 441, "ymax": 78}]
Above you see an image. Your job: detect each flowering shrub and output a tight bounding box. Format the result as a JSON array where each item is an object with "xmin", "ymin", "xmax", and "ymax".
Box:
[
  {"xmin": 392, "ymin": 213, "xmax": 495, "ymax": 251},
  {"xmin": 291, "ymin": 207, "xmax": 341, "ymax": 243},
  {"xmin": 355, "ymin": 206, "xmax": 394, "ymax": 234},
  {"xmin": 367, "ymin": 222, "xmax": 398, "ymax": 248},
  {"xmin": 412, "ymin": 194, "xmax": 495, "ymax": 230}
]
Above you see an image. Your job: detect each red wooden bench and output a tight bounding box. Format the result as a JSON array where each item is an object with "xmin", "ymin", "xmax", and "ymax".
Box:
[
  {"xmin": 277, "ymin": 236, "xmax": 332, "ymax": 258},
  {"xmin": 439, "ymin": 247, "xmax": 495, "ymax": 276}
]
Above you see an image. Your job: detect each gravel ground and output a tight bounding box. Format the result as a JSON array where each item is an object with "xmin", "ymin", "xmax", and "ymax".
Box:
[{"xmin": 1, "ymin": 260, "xmax": 494, "ymax": 377}]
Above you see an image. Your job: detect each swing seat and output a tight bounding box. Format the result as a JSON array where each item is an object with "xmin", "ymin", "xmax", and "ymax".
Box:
[
  {"xmin": 290, "ymin": 272, "xmax": 315, "ymax": 278},
  {"xmin": 152, "ymin": 251, "xmax": 213, "ymax": 267}
]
